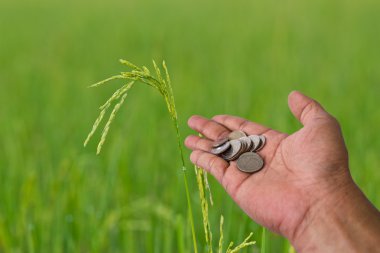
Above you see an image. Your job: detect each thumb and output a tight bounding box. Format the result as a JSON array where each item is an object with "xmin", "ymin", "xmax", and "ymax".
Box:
[{"xmin": 288, "ymin": 91, "xmax": 333, "ymax": 126}]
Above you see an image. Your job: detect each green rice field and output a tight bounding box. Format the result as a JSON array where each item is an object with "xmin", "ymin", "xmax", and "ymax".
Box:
[{"xmin": 1, "ymin": 0, "xmax": 379, "ymax": 252}]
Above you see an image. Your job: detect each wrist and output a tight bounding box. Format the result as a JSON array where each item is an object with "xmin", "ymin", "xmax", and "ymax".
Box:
[{"xmin": 291, "ymin": 174, "xmax": 380, "ymax": 253}]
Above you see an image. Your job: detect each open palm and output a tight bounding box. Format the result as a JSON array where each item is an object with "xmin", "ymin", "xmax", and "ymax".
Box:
[{"xmin": 185, "ymin": 91, "xmax": 351, "ymax": 242}]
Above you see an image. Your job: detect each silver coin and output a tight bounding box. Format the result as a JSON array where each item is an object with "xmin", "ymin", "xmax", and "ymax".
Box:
[
  {"xmin": 238, "ymin": 138, "xmax": 247, "ymax": 152},
  {"xmin": 228, "ymin": 130, "xmax": 247, "ymax": 140},
  {"xmin": 211, "ymin": 141, "xmax": 231, "ymax": 155},
  {"xmin": 255, "ymin": 138, "xmax": 263, "ymax": 151},
  {"xmin": 239, "ymin": 137, "xmax": 253, "ymax": 152},
  {"xmin": 224, "ymin": 147, "xmax": 243, "ymax": 161},
  {"xmin": 236, "ymin": 152, "xmax": 264, "ymax": 173},
  {"xmin": 256, "ymin": 135, "xmax": 266, "ymax": 151},
  {"xmin": 249, "ymin": 135, "xmax": 261, "ymax": 151},
  {"xmin": 221, "ymin": 140, "xmax": 242, "ymax": 161},
  {"xmin": 212, "ymin": 137, "xmax": 229, "ymax": 148},
  {"xmin": 232, "ymin": 140, "xmax": 247, "ymax": 160}
]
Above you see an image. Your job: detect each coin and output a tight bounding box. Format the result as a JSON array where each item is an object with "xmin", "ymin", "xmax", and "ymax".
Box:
[
  {"xmin": 212, "ymin": 137, "xmax": 229, "ymax": 148},
  {"xmin": 256, "ymin": 135, "xmax": 266, "ymax": 151},
  {"xmin": 233, "ymin": 140, "xmax": 247, "ymax": 160},
  {"xmin": 236, "ymin": 152, "xmax": 264, "ymax": 173},
  {"xmin": 239, "ymin": 137, "xmax": 252, "ymax": 152},
  {"xmin": 221, "ymin": 140, "xmax": 242, "ymax": 161},
  {"xmin": 238, "ymin": 138, "xmax": 247, "ymax": 152},
  {"xmin": 211, "ymin": 141, "xmax": 231, "ymax": 155},
  {"xmin": 249, "ymin": 135, "xmax": 261, "ymax": 151},
  {"xmin": 228, "ymin": 130, "xmax": 247, "ymax": 140}
]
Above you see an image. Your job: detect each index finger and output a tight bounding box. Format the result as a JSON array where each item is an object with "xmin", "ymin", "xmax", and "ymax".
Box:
[{"xmin": 188, "ymin": 115, "xmax": 230, "ymax": 140}]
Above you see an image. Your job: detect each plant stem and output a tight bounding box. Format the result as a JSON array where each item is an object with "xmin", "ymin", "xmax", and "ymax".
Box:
[
  {"xmin": 261, "ymin": 227, "xmax": 267, "ymax": 253},
  {"xmin": 172, "ymin": 117, "xmax": 198, "ymax": 253}
]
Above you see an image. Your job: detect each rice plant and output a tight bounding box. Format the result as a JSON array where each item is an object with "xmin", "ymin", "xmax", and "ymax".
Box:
[
  {"xmin": 84, "ymin": 59, "xmax": 255, "ymax": 252},
  {"xmin": 195, "ymin": 165, "xmax": 255, "ymax": 253}
]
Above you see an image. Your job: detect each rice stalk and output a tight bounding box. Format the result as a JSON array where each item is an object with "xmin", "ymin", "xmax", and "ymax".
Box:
[
  {"xmin": 89, "ymin": 75, "xmax": 125, "ymax": 88},
  {"xmin": 196, "ymin": 163, "xmax": 255, "ymax": 253},
  {"xmin": 84, "ymin": 59, "xmax": 198, "ymax": 253},
  {"xmin": 226, "ymin": 233, "xmax": 255, "ymax": 253},
  {"xmin": 195, "ymin": 165, "xmax": 213, "ymax": 253},
  {"xmin": 261, "ymin": 227, "xmax": 267, "ymax": 253},
  {"xmin": 204, "ymin": 172, "xmax": 214, "ymax": 206},
  {"xmin": 97, "ymin": 91, "xmax": 128, "ymax": 154},
  {"xmin": 218, "ymin": 216, "xmax": 224, "ymax": 253},
  {"xmin": 84, "ymin": 81, "xmax": 134, "ymax": 150}
]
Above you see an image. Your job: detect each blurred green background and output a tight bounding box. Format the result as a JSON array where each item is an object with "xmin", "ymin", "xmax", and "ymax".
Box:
[{"xmin": 1, "ymin": 0, "xmax": 379, "ymax": 252}]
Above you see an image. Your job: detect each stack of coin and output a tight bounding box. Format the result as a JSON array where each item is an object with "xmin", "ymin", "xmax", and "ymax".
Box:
[{"xmin": 210, "ymin": 130, "xmax": 266, "ymax": 173}]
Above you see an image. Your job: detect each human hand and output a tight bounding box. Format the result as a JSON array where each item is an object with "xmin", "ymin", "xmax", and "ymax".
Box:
[{"xmin": 185, "ymin": 91, "xmax": 380, "ymax": 252}]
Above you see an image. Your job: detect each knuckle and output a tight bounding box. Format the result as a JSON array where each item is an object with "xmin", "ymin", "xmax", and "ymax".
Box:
[
  {"xmin": 197, "ymin": 118, "xmax": 209, "ymax": 130},
  {"xmin": 208, "ymin": 155, "xmax": 218, "ymax": 170},
  {"xmin": 328, "ymin": 116, "xmax": 341, "ymax": 129},
  {"xmin": 212, "ymin": 115, "xmax": 226, "ymax": 122},
  {"xmin": 300, "ymin": 100, "xmax": 315, "ymax": 122},
  {"xmin": 215, "ymin": 129, "xmax": 230, "ymax": 140},
  {"xmin": 318, "ymin": 113, "xmax": 341, "ymax": 129},
  {"xmin": 202, "ymin": 121, "xmax": 216, "ymax": 136},
  {"xmin": 238, "ymin": 119, "xmax": 251, "ymax": 131},
  {"xmin": 190, "ymin": 151, "xmax": 201, "ymax": 165},
  {"xmin": 197, "ymin": 138, "xmax": 211, "ymax": 151},
  {"xmin": 328, "ymin": 114, "xmax": 339, "ymax": 124},
  {"xmin": 196, "ymin": 152, "xmax": 207, "ymax": 166}
]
